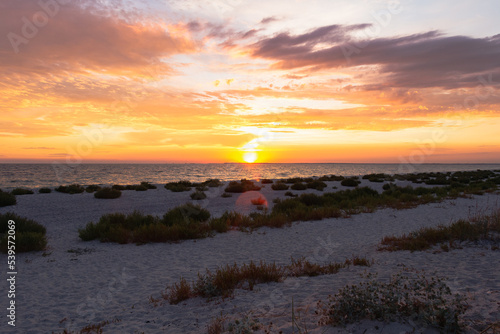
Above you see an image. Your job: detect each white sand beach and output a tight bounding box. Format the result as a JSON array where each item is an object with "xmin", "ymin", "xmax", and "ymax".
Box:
[{"xmin": 1, "ymin": 178, "xmax": 499, "ymax": 333}]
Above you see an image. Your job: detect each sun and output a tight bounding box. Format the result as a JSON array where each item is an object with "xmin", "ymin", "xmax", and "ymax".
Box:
[{"xmin": 243, "ymin": 152, "xmax": 257, "ymax": 163}]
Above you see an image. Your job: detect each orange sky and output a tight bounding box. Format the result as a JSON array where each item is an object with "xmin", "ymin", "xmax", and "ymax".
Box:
[{"xmin": 1, "ymin": 0, "xmax": 500, "ymax": 163}]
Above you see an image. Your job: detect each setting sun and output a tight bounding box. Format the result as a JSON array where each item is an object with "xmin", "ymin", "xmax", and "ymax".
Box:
[{"xmin": 243, "ymin": 152, "xmax": 258, "ymax": 163}]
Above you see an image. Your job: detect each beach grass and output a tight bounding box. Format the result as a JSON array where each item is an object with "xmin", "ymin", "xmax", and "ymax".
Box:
[
  {"xmin": 379, "ymin": 209, "xmax": 500, "ymax": 252},
  {"xmin": 164, "ymin": 256, "xmax": 371, "ymax": 304},
  {"xmin": 0, "ymin": 212, "xmax": 47, "ymax": 253}
]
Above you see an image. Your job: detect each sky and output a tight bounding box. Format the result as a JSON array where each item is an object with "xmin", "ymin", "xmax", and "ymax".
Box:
[{"xmin": 1, "ymin": 0, "xmax": 500, "ymax": 163}]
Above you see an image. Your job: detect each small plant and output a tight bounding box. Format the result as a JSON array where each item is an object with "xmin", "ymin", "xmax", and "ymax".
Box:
[
  {"xmin": 340, "ymin": 178, "xmax": 360, "ymax": 187},
  {"xmin": 11, "ymin": 188, "xmax": 34, "ymax": 195},
  {"xmin": 0, "ymin": 192, "xmax": 16, "ymax": 207},
  {"xmin": 134, "ymin": 185, "xmax": 148, "ymax": 191},
  {"xmin": 291, "ymin": 182, "xmax": 307, "ymax": 190},
  {"xmin": 140, "ymin": 181, "xmax": 157, "ymax": 189},
  {"xmin": 0, "ymin": 212, "xmax": 47, "ymax": 253},
  {"xmin": 260, "ymin": 179, "xmax": 273, "ymax": 184},
  {"xmin": 227, "ymin": 316, "xmax": 261, "ymax": 333},
  {"xmin": 285, "ymin": 191, "xmax": 298, "ymax": 197},
  {"xmin": 225, "ymin": 180, "xmax": 261, "ymax": 193},
  {"xmin": 271, "ymin": 182, "xmax": 289, "ymax": 191},
  {"xmin": 85, "ymin": 185, "xmax": 101, "ymax": 193},
  {"xmin": 221, "ymin": 192, "xmax": 232, "ymax": 198},
  {"xmin": 165, "ymin": 181, "xmax": 192, "ymax": 192},
  {"xmin": 306, "ymin": 180, "xmax": 327, "ymax": 191},
  {"xmin": 39, "ymin": 187, "xmax": 52, "ymax": 194},
  {"xmin": 55, "ymin": 184, "xmax": 85, "ymax": 194},
  {"xmin": 94, "ymin": 187, "xmax": 122, "ymax": 199},
  {"xmin": 190, "ymin": 190, "xmax": 207, "ymax": 200},
  {"xmin": 317, "ymin": 268, "xmax": 467, "ymax": 332}
]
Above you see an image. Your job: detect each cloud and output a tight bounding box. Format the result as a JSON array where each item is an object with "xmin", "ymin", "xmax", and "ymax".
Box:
[
  {"xmin": 249, "ymin": 24, "xmax": 500, "ymax": 89},
  {"xmin": 0, "ymin": 0, "xmax": 195, "ymax": 78}
]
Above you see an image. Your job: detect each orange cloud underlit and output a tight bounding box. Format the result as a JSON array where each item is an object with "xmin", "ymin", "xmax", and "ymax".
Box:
[{"xmin": 1, "ymin": 0, "xmax": 500, "ymax": 163}]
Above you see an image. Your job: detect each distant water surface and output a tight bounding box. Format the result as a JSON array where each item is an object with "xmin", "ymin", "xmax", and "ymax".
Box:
[{"xmin": 1, "ymin": 163, "xmax": 500, "ymax": 189}]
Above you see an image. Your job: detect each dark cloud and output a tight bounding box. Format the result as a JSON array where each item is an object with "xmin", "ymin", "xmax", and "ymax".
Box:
[{"xmin": 250, "ymin": 24, "xmax": 500, "ymax": 89}]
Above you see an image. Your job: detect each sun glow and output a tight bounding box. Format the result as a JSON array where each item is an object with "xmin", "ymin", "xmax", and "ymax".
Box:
[{"xmin": 243, "ymin": 152, "xmax": 257, "ymax": 163}]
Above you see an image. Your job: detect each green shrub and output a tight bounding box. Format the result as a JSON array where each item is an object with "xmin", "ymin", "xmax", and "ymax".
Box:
[
  {"xmin": 39, "ymin": 187, "xmax": 52, "ymax": 194},
  {"xmin": 112, "ymin": 184, "xmax": 126, "ymax": 191},
  {"xmin": 341, "ymin": 178, "xmax": 360, "ymax": 187},
  {"xmin": 202, "ymin": 179, "xmax": 223, "ymax": 187},
  {"xmin": 0, "ymin": 212, "xmax": 47, "ymax": 253},
  {"xmin": 85, "ymin": 185, "xmax": 101, "ymax": 193},
  {"xmin": 135, "ymin": 185, "xmax": 148, "ymax": 191},
  {"xmin": 225, "ymin": 180, "xmax": 261, "ymax": 193},
  {"xmin": 271, "ymin": 182, "xmax": 289, "ymax": 191},
  {"xmin": 318, "ymin": 269, "xmax": 467, "ymax": 332},
  {"xmin": 290, "ymin": 182, "xmax": 307, "ymax": 190},
  {"xmin": 55, "ymin": 184, "xmax": 85, "ymax": 194},
  {"xmin": 140, "ymin": 182, "xmax": 157, "ymax": 189},
  {"xmin": 165, "ymin": 181, "xmax": 192, "ymax": 192},
  {"xmin": 306, "ymin": 180, "xmax": 327, "ymax": 191},
  {"xmin": 11, "ymin": 188, "xmax": 34, "ymax": 195},
  {"xmin": 162, "ymin": 203, "xmax": 210, "ymax": 225},
  {"xmin": 318, "ymin": 175, "xmax": 345, "ymax": 182},
  {"xmin": 0, "ymin": 192, "xmax": 16, "ymax": 207},
  {"xmin": 94, "ymin": 187, "xmax": 122, "ymax": 199},
  {"xmin": 190, "ymin": 191, "xmax": 207, "ymax": 200}
]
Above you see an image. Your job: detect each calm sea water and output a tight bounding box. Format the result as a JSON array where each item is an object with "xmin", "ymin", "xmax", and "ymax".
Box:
[{"xmin": 1, "ymin": 163, "xmax": 500, "ymax": 189}]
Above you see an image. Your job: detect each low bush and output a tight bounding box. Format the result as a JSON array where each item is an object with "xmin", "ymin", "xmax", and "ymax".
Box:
[
  {"xmin": 94, "ymin": 187, "xmax": 122, "ymax": 199},
  {"xmin": 134, "ymin": 185, "xmax": 148, "ymax": 191},
  {"xmin": 290, "ymin": 182, "xmax": 307, "ymax": 190},
  {"xmin": 225, "ymin": 180, "xmax": 261, "ymax": 193},
  {"xmin": 317, "ymin": 269, "xmax": 467, "ymax": 332},
  {"xmin": 260, "ymin": 179, "xmax": 273, "ymax": 184},
  {"xmin": 318, "ymin": 175, "xmax": 344, "ymax": 182},
  {"xmin": 306, "ymin": 180, "xmax": 327, "ymax": 191},
  {"xmin": 79, "ymin": 204, "xmax": 212, "ymax": 244},
  {"xmin": 162, "ymin": 203, "xmax": 211, "ymax": 225},
  {"xmin": 202, "ymin": 179, "xmax": 223, "ymax": 187},
  {"xmin": 0, "ymin": 192, "xmax": 16, "ymax": 207},
  {"xmin": 39, "ymin": 187, "xmax": 52, "ymax": 194},
  {"xmin": 165, "ymin": 181, "xmax": 192, "ymax": 192},
  {"xmin": 85, "ymin": 185, "xmax": 101, "ymax": 193},
  {"xmin": 140, "ymin": 181, "xmax": 157, "ymax": 189},
  {"xmin": 341, "ymin": 178, "xmax": 360, "ymax": 187},
  {"xmin": 55, "ymin": 184, "xmax": 85, "ymax": 194},
  {"xmin": 11, "ymin": 188, "xmax": 34, "ymax": 195},
  {"xmin": 190, "ymin": 191, "xmax": 207, "ymax": 200},
  {"xmin": 285, "ymin": 191, "xmax": 298, "ymax": 197},
  {"xmin": 0, "ymin": 212, "xmax": 47, "ymax": 253},
  {"xmin": 221, "ymin": 193, "xmax": 232, "ymax": 198},
  {"xmin": 271, "ymin": 182, "xmax": 289, "ymax": 191}
]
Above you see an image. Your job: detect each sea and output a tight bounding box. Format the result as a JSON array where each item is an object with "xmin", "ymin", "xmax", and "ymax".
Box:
[{"xmin": 1, "ymin": 163, "xmax": 500, "ymax": 189}]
